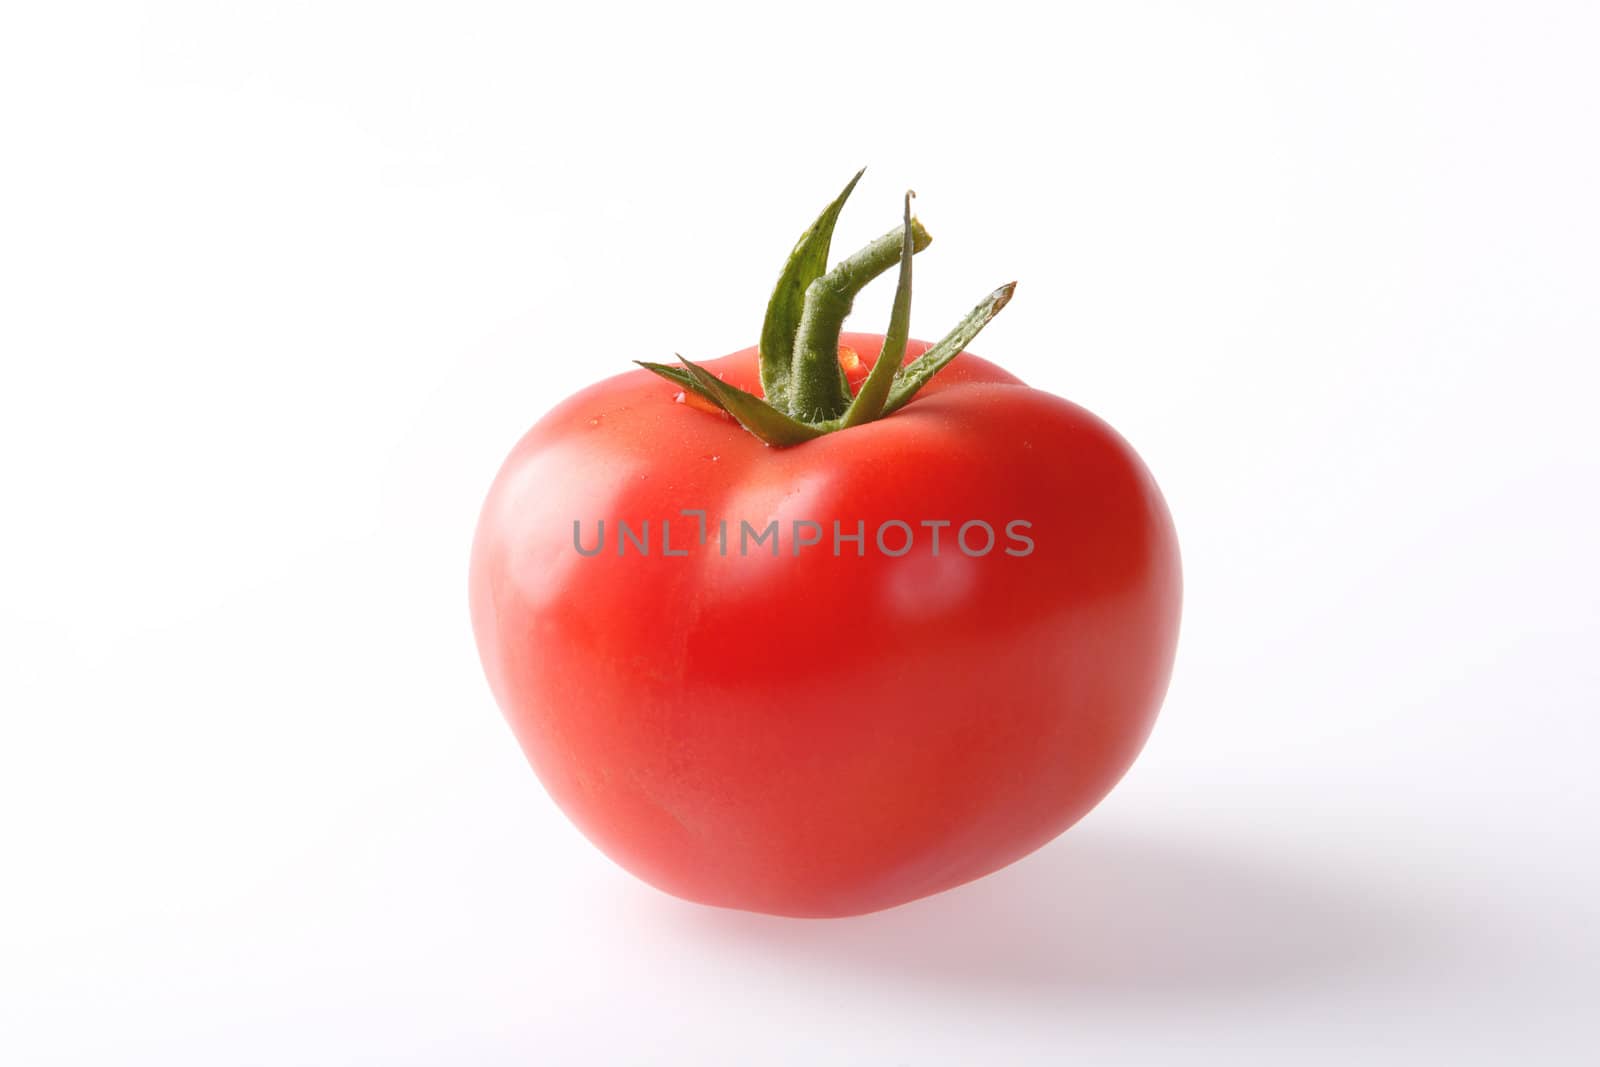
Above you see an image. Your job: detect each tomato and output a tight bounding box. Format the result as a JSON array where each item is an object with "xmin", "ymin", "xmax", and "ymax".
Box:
[{"xmin": 469, "ymin": 178, "xmax": 1181, "ymax": 917}]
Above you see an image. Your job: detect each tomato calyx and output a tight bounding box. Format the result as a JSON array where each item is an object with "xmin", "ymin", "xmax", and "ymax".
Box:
[{"xmin": 635, "ymin": 170, "xmax": 1015, "ymax": 448}]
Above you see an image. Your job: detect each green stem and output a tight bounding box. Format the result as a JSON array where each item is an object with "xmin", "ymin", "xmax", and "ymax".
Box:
[
  {"xmin": 788, "ymin": 218, "xmax": 931, "ymax": 421},
  {"xmin": 636, "ymin": 173, "xmax": 1016, "ymax": 448}
]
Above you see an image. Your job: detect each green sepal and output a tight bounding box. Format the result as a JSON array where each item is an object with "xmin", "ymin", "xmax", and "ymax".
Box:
[
  {"xmin": 758, "ymin": 169, "xmax": 864, "ymax": 414},
  {"xmin": 634, "ymin": 360, "xmax": 728, "ymax": 412},
  {"xmin": 841, "ymin": 192, "xmax": 916, "ymax": 428},
  {"xmin": 882, "ymin": 282, "xmax": 1016, "ymax": 416},
  {"xmin": 675, "ymin": 356, "xmax": 825, "ymax": 447}
]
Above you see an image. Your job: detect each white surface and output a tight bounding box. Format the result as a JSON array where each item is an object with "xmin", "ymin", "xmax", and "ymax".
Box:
[{"xmin": 3, "ymin": 2, "xmax": 1598, "ymax": 1063}]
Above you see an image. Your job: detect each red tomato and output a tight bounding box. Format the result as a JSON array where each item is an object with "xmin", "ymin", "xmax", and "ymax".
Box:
[{"xmin": 469, "ymin": 330, "xmax": 1181, "ymax": 917}]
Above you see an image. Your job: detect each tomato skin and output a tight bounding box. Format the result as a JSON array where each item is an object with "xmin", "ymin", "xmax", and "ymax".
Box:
[{"xmin": 469, "ymin": 332, "xmax": 1181, "ymax": 917}]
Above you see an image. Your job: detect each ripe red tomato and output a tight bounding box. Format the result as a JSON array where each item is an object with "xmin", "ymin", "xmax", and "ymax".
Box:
[{"xmin": 469, "ymin": 180, "xmax": 1180, "ymax": 917}]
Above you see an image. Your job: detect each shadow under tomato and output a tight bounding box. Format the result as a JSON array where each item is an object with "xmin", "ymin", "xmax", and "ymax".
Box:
[{"xmin": 658, "ymin": 828, "xmax": 1437, "ymax": 999}]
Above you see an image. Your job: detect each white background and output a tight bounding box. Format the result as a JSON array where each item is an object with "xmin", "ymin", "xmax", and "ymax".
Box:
[{"xmin": 3, "ymin": 2, "xmax": 1597, "ymax": 1063}]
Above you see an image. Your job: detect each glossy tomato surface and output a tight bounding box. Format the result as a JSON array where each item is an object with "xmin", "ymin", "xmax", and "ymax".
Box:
[{"xmin": 469, "ymin": 332, "xmax": 1181, "ymax": 917}]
